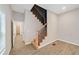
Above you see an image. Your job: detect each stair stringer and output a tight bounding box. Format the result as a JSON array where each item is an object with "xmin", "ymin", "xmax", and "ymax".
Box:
[{"xmin": 38, "ymin": 36, "xmax": 57, "ymax": 49}]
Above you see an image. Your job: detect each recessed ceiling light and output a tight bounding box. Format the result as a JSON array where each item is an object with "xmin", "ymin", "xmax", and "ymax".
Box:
[{"xmin": 62, "ymin": 6, "xmax": 66, "ymax": 10}]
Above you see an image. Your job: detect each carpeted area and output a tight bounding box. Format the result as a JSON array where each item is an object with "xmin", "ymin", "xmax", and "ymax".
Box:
[{"xmin": 9, "ymin": 35, "xmax": 79, "ymax": 55}]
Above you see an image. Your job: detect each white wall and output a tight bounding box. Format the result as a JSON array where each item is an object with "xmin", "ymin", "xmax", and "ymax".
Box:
[
  {"xmin": 23, "ymin": 10, "xmax": 43, "ymax": 44},
  {"xmin": 47, "ymin": 11, "xmax": 58, "ymax": 41},
  {"xmin": 47, "ymin": 11, "xmax": 58, "ymax": 42},
  {"xmin": 0, "ymin": 5, "xmax": 12, "ymax": 54},
  {"xmin": 12, "ymin": 11, "xmax": 24, "ymax": 21},
  {"xmin": 58, "ymin": 9, "xmax": 79, "ymax": 45}
]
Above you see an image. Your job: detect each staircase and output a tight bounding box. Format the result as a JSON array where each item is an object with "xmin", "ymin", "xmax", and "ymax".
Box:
[
  {"xmin": 31, "ymin": 4, "xmax": 47, "ymax": 25},
  {"xmin": 32, "ymin": 23, "xmax": 47, "ymax": 49},
  {"xmin": 31, "ymin": 4, "xmax": 47, "ymax": 49}
]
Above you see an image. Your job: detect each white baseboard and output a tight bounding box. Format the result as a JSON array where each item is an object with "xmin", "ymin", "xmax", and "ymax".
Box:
[
  {"xmin": 39, "ymin": 39, "xmax": 57, "ymax": 49},
  {"xmin": 25, "ymin": 41, "xmax": 31, "ymax": 45},
  {"xmin": 57, "ymin": 38, "xmax": 79, "ymax": 46},
  {"xmin": 39, "ymin": 38, "xmax": 79, "ymax": 49}
]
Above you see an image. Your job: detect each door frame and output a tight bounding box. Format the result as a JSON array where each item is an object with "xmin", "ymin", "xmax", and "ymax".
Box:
[{"xmin": 11, "ymin": 20, "xmax": 13, "ymax": 49}]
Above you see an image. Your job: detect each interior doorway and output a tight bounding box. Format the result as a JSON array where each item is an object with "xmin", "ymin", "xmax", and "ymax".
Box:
[
  {"xmin": 11, "ymin": 20, "xmax": 13, "ymax": 49},
  {"xmin": 16, "ymin": 23, "xmax": 20, "ymax": 35},
  {"xmin": 11, "ymin": 21, "xmax": 23, "ymax": 49},
  {"xmin": 10, "ymin": 21, "xmax": 22, "ymax": 50}
]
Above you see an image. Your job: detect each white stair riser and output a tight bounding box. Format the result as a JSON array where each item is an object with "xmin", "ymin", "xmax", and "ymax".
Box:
[
  {"xmin": 32, "ymin": 14, "xmax": 43, "ymax": 25},
  {"xmin": 40, "ymin": 36, "xmax": 47, "ymax": 45}
]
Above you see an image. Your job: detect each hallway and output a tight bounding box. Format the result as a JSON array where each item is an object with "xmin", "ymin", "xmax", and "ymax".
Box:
[
  {"xmin": 9, "ymin": 35, "xmax": 36, "ymax": 55},
  {"xmin": 9, "ymin": 35, "xmax": 79, "ymax": 55}
]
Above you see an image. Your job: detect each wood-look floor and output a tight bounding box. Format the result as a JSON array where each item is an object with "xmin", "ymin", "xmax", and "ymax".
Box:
[{"xmin": 9, "ymin": 35, "xmax": 79, "ymax": 55}]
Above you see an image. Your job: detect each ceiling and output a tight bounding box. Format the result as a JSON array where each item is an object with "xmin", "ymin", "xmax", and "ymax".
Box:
[
  {"xmin": 11, "ymin": 4, "xmax": 79, "ymax": 14},
  {"xmin": 11, "ymin": 4, "xmax": 33, "ymax": 13}
]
